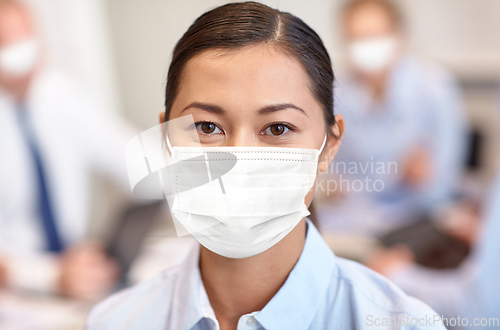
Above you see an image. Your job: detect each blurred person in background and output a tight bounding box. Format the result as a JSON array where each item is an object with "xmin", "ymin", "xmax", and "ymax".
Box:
[
  {"xmin": 317, "ymin": 0, "xmax": 468, "ymax": 235},
  {"xmin": 367, "ymin": 169, "xmax": 500, "ymax": 329},
  {"xmin": 366, "ymin": 96, "xmax": 500, "ymax": 329},
  {"xmin": 0, "ymin": 0, "xmax": 135, "ymax": 301}
]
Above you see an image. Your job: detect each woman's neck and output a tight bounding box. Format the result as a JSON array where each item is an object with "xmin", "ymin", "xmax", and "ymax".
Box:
[{"xmin": 199, "ymin": 219, "xmax": 307, "ymax": 330}]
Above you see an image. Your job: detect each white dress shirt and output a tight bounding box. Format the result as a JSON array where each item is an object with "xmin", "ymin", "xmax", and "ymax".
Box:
[
  {"xmin": 0, "ymin": 67, "xmax": 135, "ymax": 291},
  {"xmin": 86, "ymin": 220, "xmax": 445, "ymax": 330}
]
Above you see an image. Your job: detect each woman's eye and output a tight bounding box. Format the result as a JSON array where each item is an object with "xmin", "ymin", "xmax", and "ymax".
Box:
[
  {"xmin": 264, "ymin": 124, "xmax": 289, "ymax": 136},
  {"xmin": 196, "ymin": 122, "xmax": 222, "ymax": 134}
]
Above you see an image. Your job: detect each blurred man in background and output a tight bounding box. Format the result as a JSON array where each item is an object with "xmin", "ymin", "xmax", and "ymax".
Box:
[
  {"xmin": 0, "ymin": 0, "xmax": 135, "ymax": 301},
  {"xmin": 317, "ymin": 0, "xmax": 468, "ymax": 235}
]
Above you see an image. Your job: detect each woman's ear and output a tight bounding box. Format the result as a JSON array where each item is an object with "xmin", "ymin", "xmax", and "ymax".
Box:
[
  {"xmin": 159, "ymin": 112, "xmax": 166, "ymax": 124},
  {"xmin": 318, "ymin": 114, "xmax": 344, "ymax": 173}
]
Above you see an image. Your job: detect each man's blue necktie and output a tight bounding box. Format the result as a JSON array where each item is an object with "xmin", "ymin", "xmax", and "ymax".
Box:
[{"xmin": 16, "ymin": 104, "xmax": 64, "ymax": 253}]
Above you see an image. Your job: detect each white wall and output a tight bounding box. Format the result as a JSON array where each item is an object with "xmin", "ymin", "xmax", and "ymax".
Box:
[
  {"xmin": 394, "ymin": 0, "xmax": 500, "ymax": 78},
  {"xmin": 23, "ymin": 0, "xmax": 120, "ymax": 113}
]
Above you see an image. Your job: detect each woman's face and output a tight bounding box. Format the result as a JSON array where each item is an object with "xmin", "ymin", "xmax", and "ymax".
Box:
[{"xmin": 163, "ymin": 44, "xmax": 343, "ymax": 206}]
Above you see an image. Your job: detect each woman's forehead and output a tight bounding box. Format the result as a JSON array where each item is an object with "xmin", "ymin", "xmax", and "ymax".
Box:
[{"xmin": 174, "ymin": 44, "xmax": 320, "ymax": 114}]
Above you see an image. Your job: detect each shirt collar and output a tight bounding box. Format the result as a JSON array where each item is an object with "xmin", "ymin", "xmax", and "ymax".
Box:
[
  {"xmin": 255, "ymin": 219, "xmax": 337, "ymax": 330},
  {"xmin": 175, "ymin": 219, "xmax": 337, "ymax": 330},
  {"xmin": 170, "ymin": 245, "xmax": 206, "ymax": 329}
]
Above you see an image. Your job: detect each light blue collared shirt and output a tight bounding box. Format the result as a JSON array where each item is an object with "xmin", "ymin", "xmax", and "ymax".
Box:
[{"xmin": 86, "ymin": 220, "xmax": 445, "ymax": 330}]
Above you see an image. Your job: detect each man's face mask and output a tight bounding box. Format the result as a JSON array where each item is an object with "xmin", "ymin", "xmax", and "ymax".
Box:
[
  {"xmin": 348, "ymin": 36, "xmax": 397, "ymax": 74},
  {"xmin": 0, "ymin": 38, "xmax": 39, "ymax": 77}
]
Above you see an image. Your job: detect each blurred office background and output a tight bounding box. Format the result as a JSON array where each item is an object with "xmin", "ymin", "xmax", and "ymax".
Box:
[
  {"xmin": 103, "ymin": 0, "xmax": 500, "ymax": 170},
  {"xmin": 24, "ymin": 0, "xmax": 500, "ymax": 218},
  {"xmin": 0, "ymin": 0, "xmax": 499, "ymax": 329}
]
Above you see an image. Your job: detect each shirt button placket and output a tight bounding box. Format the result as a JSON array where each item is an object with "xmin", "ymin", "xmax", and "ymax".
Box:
[
  {"xmin": 246, "ymin": 316, "xmax": 256, "ymax": 326},
  {"xmin": 237, "ymin": 314, "xmax": 261, "ymax": 330}
]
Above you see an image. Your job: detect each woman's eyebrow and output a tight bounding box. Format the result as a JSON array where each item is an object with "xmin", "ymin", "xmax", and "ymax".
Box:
[
  {"xmin": 258, "ymin": 103, "xmax": 308, "ymax": 117},
  {"xmin": 181, "ymin": 102, "xmax": 225, "ymax": 114},
  {"xmin": 180, "ymin": 102, "xmax": 307, "ymax": 117}
]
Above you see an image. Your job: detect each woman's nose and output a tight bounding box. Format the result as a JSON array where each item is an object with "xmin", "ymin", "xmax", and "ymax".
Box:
[{"xmin": 227, "ymin": 132, "xmax": 261, "ymax": 147}]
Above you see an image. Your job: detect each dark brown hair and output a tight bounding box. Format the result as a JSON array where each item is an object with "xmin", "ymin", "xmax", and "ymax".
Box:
[{"xmin": 164, "ymin": 1, "xmax": 338, "ymax": 136}]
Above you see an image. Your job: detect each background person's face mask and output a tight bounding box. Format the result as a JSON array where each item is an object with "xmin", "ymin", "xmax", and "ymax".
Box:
[
  {"xmin": 168, "ymin": 137, "xmax": 327, "ymax": 259},
  {"xmin": 348, "ymin": 36, "xmax": 397, "ymax": 74},
  {"xmin": 0, "ymin": 38, "xmax": 39, "ymax": 77}
]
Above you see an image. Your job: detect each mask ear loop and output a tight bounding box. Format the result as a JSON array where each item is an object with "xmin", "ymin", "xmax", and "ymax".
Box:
[
  {"xmin": 318, "ymin": 134, "xmax": 327, "ymax": 155},
  {"xmin": 165, "ymin": 132, "xmax": 174, "ymax": 156},
  {"xmin": 316, "ymin": 134, "xmax": 329, "ymax": 175}
]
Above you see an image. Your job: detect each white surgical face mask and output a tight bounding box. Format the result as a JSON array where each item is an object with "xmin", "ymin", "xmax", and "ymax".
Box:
[
  {"xmin": 168, "ymin": 136, "xmax": 327, "ymax": 259},
  {"xmin": 0, "ymin": 38, "xmax": 39, "ymax": 77},
  {"xmin": 348, "ymin": 36, "xmax": 397, "ymax": 74}
]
